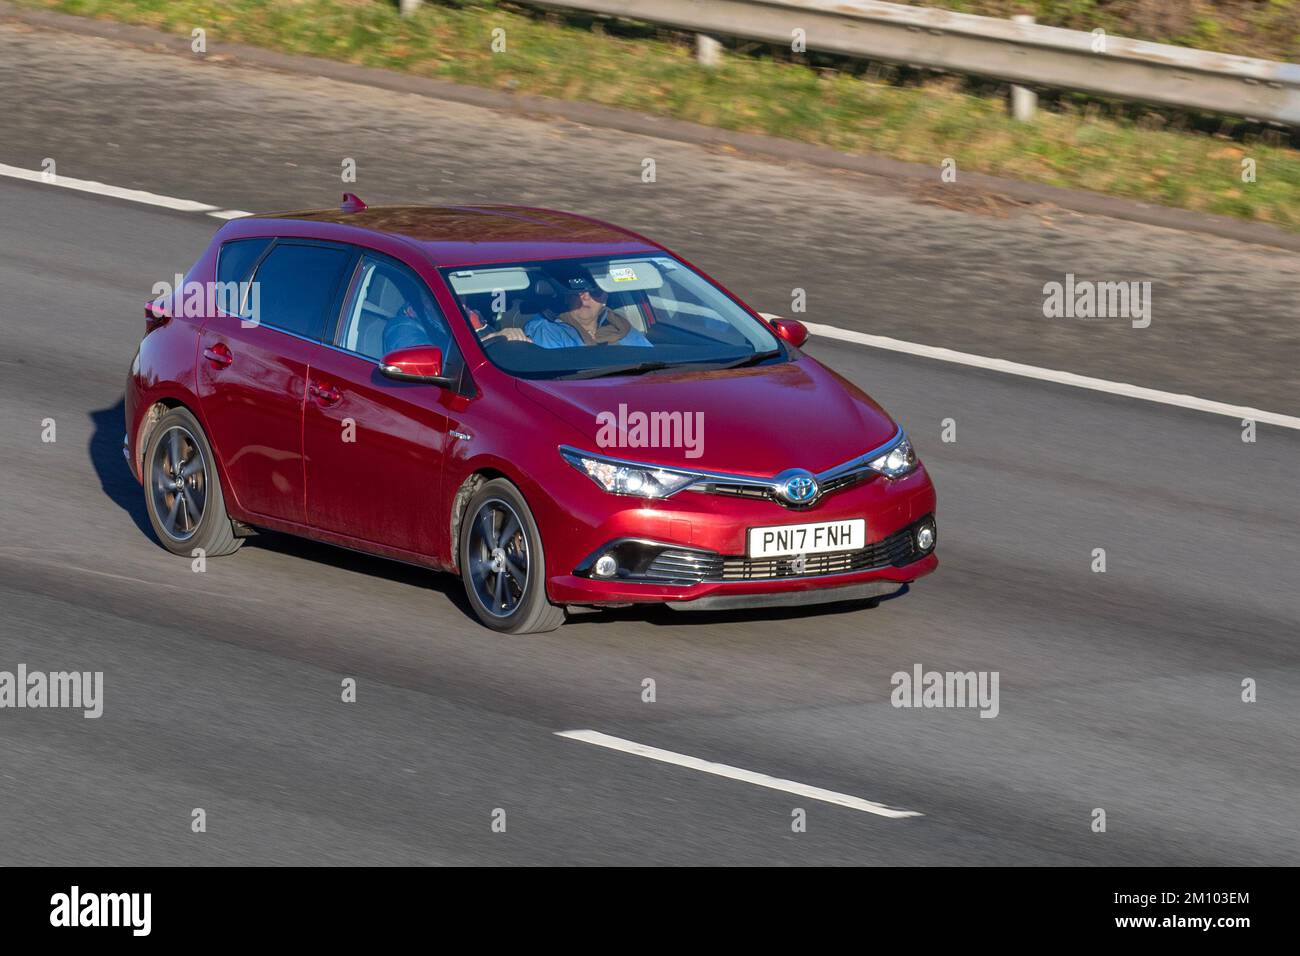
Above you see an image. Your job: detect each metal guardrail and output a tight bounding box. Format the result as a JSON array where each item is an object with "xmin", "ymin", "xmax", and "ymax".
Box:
[{"xmin": 520, "ymin": 0, "xmax": 1300, "ymax": 125}]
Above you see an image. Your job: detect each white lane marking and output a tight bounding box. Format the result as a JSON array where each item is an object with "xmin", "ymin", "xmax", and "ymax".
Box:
[
  {"xmin": 0, "ymin": 163, "xmax": 1291, "ymax": 430},
  {"xmin": 761, "ymin": 313, "xmax": 1300, "ymax": 431},
  {"xmin": 555, "ymin": 729, "xmax": 923, "ymax": 819},
  {"xmin": 0, "ymin": 162, "xmax": 217, "ymax": 213}
]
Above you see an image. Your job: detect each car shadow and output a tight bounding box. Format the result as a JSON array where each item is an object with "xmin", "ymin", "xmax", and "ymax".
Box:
[
  {"xmin": 241, "ymin": 531, "xmax": 479, "ymax": 619},
  {"xmin": 90, "ymin": 397, "xmax": 474, "ymax": 614},
  {"xmin": 244, "ymin": 527, "xmax": 902, "ymax": 631},
  {"xmin": 90, "ymin": 397, "xmax": 153, "ymax": 538},
  {"xmin": 564, "ymin": 584, "xmax": 911, "ymax": 629}
]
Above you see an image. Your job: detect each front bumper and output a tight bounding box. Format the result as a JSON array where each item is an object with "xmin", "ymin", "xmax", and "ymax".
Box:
[
  {"xmin": 573, "ymin": 515, "xmax": 932, "ymax": 583},
  {"xmin": 668, "ymin": 578, "xmax": 907, "ymax": 611},
  {"xmin": 549, "ymin": 551, "xmax": 936, "ymax": 606},
  {"xmin": 550, "ymin": 509, "xmax": 937, "ymax": 607},
  {"xmin": 536, "ymin": 456, "xmax": 938, "ymax": 607}
]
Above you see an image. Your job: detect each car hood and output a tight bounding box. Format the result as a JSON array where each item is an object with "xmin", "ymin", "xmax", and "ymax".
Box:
[{"xmin": 513, "ymin": 356, "xmax": 899, "ymax": 476}]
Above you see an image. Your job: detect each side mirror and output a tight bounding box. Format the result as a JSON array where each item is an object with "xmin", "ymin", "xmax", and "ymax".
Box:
[
  {"xmin": 769, "ymin": 317, "xmax": 808, "ymax": 348},
  {"xmin": 379, "ymin": 346, "xmax": 453, "ymax": 386}
]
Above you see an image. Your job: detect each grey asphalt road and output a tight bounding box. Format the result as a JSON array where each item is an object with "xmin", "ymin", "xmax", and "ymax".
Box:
[
  {"xmin": 2, "ymin": 177, "xmax": 1297, "ymax": 865},
  {"xmin": 0, "ymin": 20, "xmax": 1298, "ymax": 866}
]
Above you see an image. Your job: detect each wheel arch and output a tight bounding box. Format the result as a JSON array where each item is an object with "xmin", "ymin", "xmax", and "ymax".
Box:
[
  {"xmin": 448, "ymin": 467, "xmax": 511, "ymax": 574},
  {"xmin": 448, "ymin": 450, "xmax": 558, "ymax": 570},
  {"xmin": 132, "ymin": 396, "xmax": 185, "ymax": 480},
  {"xmin": 133, "ymin": 394, "xmax": 244, "ymax": 521}
]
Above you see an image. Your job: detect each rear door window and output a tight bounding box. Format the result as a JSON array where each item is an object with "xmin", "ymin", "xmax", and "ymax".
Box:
[{"xmin": 249, "ymin": 241, "xmax": 353, "ymax": 340}]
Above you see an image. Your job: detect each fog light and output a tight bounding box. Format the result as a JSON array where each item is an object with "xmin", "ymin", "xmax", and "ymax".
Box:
[
  {"xmin": 915, "ymin": 521, "xmax": 936, "ymax": 552},
  {"xmin": 594, "ymin": 554, "xmax": 619, "ymax": 578}
]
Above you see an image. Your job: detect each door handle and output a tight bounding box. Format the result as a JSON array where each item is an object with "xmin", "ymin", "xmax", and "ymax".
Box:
[
  {"xmin": 203, "ymin": 344, "xmax": 233, "ymax": 368},
  {"xmin": 309, "ymin": 381, "xmax": 341, "ymax": 406}
]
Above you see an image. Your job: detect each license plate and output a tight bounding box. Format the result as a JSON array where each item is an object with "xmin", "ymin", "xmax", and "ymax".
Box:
[{"xmin": 747, "ymin": 518, "xmax": 865, "ymax": 558}]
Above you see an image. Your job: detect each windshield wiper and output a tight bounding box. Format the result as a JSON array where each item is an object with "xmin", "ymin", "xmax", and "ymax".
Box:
[
  {"xmin": 710, "ymin": 348, "xmax": 781, "ymax": 370},
  {"xmin": 559, "ymin": 349, "xmax": 782, "ymax": 380},
  {"xmin": 560, "ymin": 360, "xmax": 676, "ymax": 380}
]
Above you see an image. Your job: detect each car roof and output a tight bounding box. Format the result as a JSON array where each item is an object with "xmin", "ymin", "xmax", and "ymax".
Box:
[{"xmin": 240, "ymin": 204, "xmax": 661, "ymax": 268}]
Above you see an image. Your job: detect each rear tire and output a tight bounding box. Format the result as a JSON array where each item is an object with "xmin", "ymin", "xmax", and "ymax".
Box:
[
  {"xmin": 458, "ymin": 479, "xmax": 564, "ymax": 634},
  {"xmin": 142, "ymin": 407, "xmax": 242, "ymax": 558}
]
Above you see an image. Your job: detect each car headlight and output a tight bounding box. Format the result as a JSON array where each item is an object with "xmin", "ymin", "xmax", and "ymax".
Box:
[
  {"xmin": 561, "ymin": 450, "xmax": 698, "ymax": 498},
  {"xmin": 868, "ymin": 434, "xmax": 917, "ymax": 478}
]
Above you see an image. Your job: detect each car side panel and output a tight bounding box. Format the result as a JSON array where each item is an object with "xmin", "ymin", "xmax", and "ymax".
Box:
[
  {"xmin": 303, "ymin": 347, "xmax": 449, "ymax": 556},
  {"xmin": 195, "ymin": 309, "xmax": 317, "ymax": 524}
]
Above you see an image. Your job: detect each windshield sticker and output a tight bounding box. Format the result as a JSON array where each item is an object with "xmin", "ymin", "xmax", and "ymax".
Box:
[{"xmin": 609, "ymin": 266, "xmax": 638, "ymax": 283}]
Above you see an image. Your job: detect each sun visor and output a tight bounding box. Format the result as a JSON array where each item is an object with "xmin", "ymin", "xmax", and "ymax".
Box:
[
  {"xmin": 446, "ymin": 268, "xmax": 532, "ymax": 295},
  {"xmin": 586, "ymin": 259, "xmax": 664, "ymax": 293}
]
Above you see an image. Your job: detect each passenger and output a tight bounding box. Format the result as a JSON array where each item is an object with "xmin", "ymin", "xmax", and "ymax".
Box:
[{"xmin": 485, "ymin": 271, "xmax": 652, "ymax": 348}]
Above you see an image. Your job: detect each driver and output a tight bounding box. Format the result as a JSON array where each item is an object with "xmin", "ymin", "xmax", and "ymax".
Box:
[{"xmin": 485, "ymin": 269, "xmax": 652, "ymax": 349}]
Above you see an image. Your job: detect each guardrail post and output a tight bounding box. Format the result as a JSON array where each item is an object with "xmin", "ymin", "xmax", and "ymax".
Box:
[
  {"xmin": 1009, "ymin": 15, "xmax": 1038, "ymax": 121},
  {"xmin": 399, "ymin": 0, "xmax": 421, "ymax": 16},
  {"xmin": 696, "ymin": 34, "xmax": 722, "ymax": 68}
]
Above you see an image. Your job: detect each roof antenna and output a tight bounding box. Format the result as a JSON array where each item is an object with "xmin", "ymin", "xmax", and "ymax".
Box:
[{"xmin": 340, "ymin": 192, "xmax": 367, "ymax": 213}]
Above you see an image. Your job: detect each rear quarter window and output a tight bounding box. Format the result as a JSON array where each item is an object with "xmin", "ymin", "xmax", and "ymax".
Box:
[{"xmin": 216, "ymin": 237, "xmax": 272, "ymax": 286}]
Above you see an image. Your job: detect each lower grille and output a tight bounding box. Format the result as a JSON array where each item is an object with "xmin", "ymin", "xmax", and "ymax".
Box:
[{"xmin": 644, "ymin": 524, "xmax": 918, "ymax": 584}]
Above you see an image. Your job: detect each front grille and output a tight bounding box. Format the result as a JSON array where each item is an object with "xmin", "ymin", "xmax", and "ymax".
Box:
[
  {"xmin": 642, "ymin": 550, "xmax": 724, "ymax": 583},
  {"xmin": 706, "ymin": 483, "xmax": 773, "ymax": 501},
  {"xmin": 643, "ymin": 524, "xmax": 918, "ymax": 584},
  {"xmin": 701, "ymin": 468, "xmax": 875, "ymax": 506},
  {"xmin": 817, "ymin": 469, "xmax": 873, "ymax": 497}
]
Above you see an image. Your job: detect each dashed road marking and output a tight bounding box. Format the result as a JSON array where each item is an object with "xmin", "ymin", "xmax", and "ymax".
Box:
[{"xmin": 556, "ymin": 729, "xmax": 923, "ymax": 819}]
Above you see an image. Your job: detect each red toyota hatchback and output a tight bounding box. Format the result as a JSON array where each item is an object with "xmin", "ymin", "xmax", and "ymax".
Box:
[{"xmin": 124, "ymin": 198, "xmax": 937, "ymax": 633}]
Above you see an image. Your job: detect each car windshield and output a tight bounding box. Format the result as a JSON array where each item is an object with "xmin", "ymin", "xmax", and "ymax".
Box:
[{"xmin": 440, "ymin": 255, "xmax": 783, "ymax": 379}]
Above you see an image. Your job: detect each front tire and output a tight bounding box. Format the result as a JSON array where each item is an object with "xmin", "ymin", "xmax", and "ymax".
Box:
[
  {"xmin": 458, "ymin": 479, "xmax": 564, "ymax": 634},
  {"xmin": 142, "ymin": 407, "xmax": 241, "ymax": 558}
]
